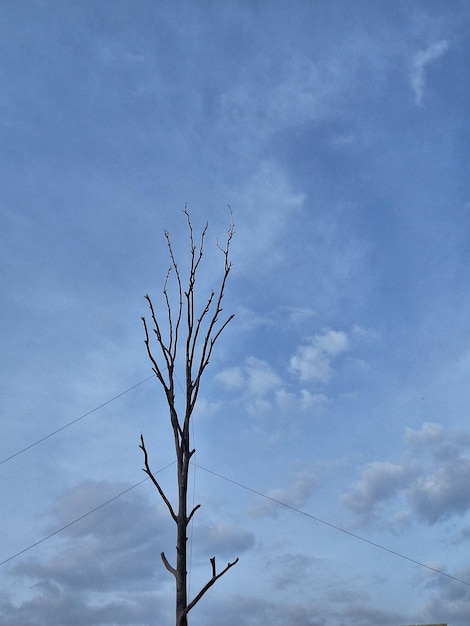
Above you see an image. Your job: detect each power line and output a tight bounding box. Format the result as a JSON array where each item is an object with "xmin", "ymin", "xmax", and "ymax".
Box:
[
  {"xmin": 16, "ymin": 391, "xmax": 453, "ymax": 587},
  {"xmin": 0, "ymin": 375, "xmax": 154, "ymax": 466},
  {"xmin": 0, "ymin": 461, "xmax": 175, "ymax": 568},
  {"xmin": 195, "ymin": 463, "xmax": 470, "ymax": 588},
  {"xmin": 0, "ymin": 479, "xmax": 147, "ymax": 567},
  {"xmin": 2, "ymin": 459, "xmax": 469, "ymax": 588}
]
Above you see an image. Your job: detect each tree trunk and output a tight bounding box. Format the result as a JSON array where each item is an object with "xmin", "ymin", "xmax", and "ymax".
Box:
[{"xmin": 176, "ymin": 444, "xmax": 189, "ymax": 626}]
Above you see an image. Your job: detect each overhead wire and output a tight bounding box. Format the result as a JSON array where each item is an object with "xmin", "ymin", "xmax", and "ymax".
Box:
[
  {"xmin": 0, "ymin": 462, "xmax": 175, "ymax": 568},
  {"xmin": 0, "ymin": 478, "xmax": 147, "ymax": 567},
  {"xmin": 195, "ymin": 463, "xmax": 470, "ymax": 588},
  {"xmin": 1, "ymin": 457, "xmax": 469, "ymax": 588},
  {"xmin": 0, "ymin": 375, "xmax": 154, "ymax": 466},
  {"xmin": 1, "ymin": 374, "xmax": 469, "ymax": 587}
]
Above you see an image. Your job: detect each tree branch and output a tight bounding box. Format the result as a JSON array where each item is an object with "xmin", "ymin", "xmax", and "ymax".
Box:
[
  {"xmin": 182, "ymin": 556, "xmax": 239, "ymax": 617},
  {"xmin": 187, "ymin": 503, "xmax": 201, "ymax": 525},
  {"xmin": 163, "ymin": 230, "xmax": 183, "ymax": 361},
  {"xmin": 140, "ymin": 434, "xmax": 177, "ymax": 522},
  {"xmin": 161, "ymin": 551, "xmax": 177, "ymax": 577},
  {"xmin": 144, "ymin": 294, "xmax": 173, "ymax": 376},
  {"xmin": 184, "ymin": 217, "xmax": 235, "ymax": 420},
  {"xmin": 141, "ymin": 315, "xmax": 168, "ymax": 389}
]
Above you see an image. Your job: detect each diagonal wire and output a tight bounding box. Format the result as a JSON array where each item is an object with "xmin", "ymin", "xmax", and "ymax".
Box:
[
  {"xmin": 0, "ymin": 376, "xmax": 154, "ymax": 466},
  {"xmin": 2, "ymin": 458, "xmax": 470, "ymax": 589},
  {"xmin": 0, "ymin": 461, "xmax": 175, "ymax": 567},
  {"xmin": 195, "ymin": 463, "xmax": 470, "ymax": 588}
]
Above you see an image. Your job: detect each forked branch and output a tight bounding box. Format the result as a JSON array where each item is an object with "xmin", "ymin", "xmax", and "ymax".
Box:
[{"xmin": 182, "ymin": 556, "xmax": 240, "ymax": 619}]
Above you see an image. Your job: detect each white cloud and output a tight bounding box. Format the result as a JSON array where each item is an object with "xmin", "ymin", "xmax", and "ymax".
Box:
[
  {"xmin": 341, "ymin": 461, "xmax": 413, "ymax": 522},
  {"xmin": 234, "ymin": 306, "xmax": 276, "ymax": 331},
  {"xmin": 193, "ymin": 396, "xmax": 221, "ymax": 419},
  {"xmin": 194, "ymin": 521, "xmax": 255, "ymax": 559},
  {"xmin": 250, "ymin": 469, "xmax": 318, "ymax": 518},
  {"xmin": 343, "ymin": 423, "xmax": 470, "ymax": 526},
  {"xmin": 289, "ymin": 329, "xmax": 349, "ymax": 383},
  {"xmin": 282, "ymin": 306, "xmax": 316, "ymax": 324},
  {"xmin": 245, "ymin": 357, "xmax": 282, "ymax": 397},
  {"xmin": 267, "ymin": 470, "xmax": 317, "ymax": 508},
  {"xmin": 216, "ymin": 356, "xmax": 331, "ymax": 420},
  {"xmin": 234, "ymin": 305, "xmax": 316, "ymax": 333},
  {"xmin": 216, "ymin": 358, "xmax": 281, "ymax": 399},
  {"xmin": 408, "ymin": 456, "xmax": 470, "ymax": 524},
  {"xmin": 411, "ymin": 39, "xmax": 449, "ymax": 105},
  {"xmin": 299, "ymin": 389, "xmax": 330, "ymax": 411}
]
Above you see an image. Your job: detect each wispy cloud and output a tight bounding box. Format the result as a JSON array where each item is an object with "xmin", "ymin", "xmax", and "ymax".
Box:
[
  {"xmin": 231, "ymin": 161, "xmax": 306, "ymax": 270},
  {"xmin": 411, "ymin": 40, "xmax": 449, "ymax": 105}
]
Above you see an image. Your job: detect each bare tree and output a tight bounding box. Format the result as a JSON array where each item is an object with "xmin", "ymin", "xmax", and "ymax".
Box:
[{"xmin": 140, "ymin": 209, "xmax": 238, "ymax": 626}]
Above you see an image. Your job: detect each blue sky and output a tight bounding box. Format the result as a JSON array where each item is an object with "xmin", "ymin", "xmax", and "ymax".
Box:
[{"xmin": 1, "ymin": 1, "xmax": 470, "ymax": 624}]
